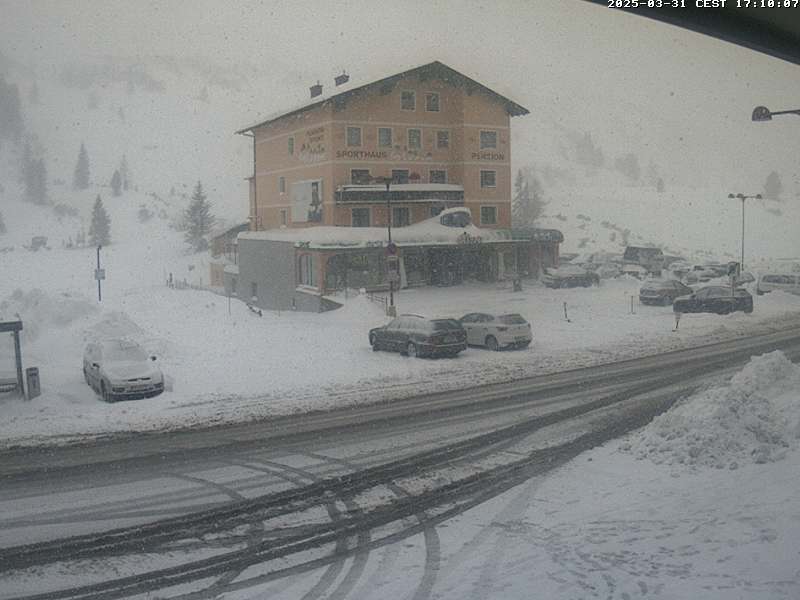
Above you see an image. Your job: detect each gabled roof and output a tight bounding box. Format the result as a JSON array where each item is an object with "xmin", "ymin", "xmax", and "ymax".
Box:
[{"xmin": 237, "ymin": 61, "xmax": 529, "ymax": 134}]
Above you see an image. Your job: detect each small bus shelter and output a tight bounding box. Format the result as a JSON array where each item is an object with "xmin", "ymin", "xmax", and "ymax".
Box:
[{"xmin": 0, "ymin": 320, "xmax": 24, "ymax": 397}]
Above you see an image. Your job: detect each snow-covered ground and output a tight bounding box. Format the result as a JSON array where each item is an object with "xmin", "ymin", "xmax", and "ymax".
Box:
[
  {"xmin": 1, "ymin": 183, "xmax": 800, "ymax": 448},
  {"xmin": 254, "ymin": 352, "xmax": 798, "ymax": 600}
]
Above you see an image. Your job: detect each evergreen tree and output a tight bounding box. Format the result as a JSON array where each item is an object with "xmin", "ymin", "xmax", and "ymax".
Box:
[
  {"xmin": 763, "ymin": 171, "xmax": 783, "ymax": 200},
  {"xmin": 656, "ymin": 177, "xmax": 665, "ymax": 193},
  {"xmin": 73, "ymin": 143, "xmax": 90, "ymax": 190},
  {"xmin": 614, "ymin": 153, "xmax": 641, "ymax": 181},
  {"xmin": 512, "ymin": 168, "xmax": 547, "ymax": 228},
  {"xmin": 574, "ymin": 132, "xmax": 604, "ymax": 168},
  {"xmin": 88, "ymin": 195, "xmax": 111, "ymax": 246},
  {"xmin": 24, "ymin": 157, "xmax": 47, "ymax": 205},
  {"xmin": 110, "ymin": 169, "xmax": 122, "ymax": 196},
  {"xmin": 183, "ymin": 181, "xmax": 215, "ymax": 252},
  {"xmin": 119, "ymin": 155, "xmax": 130, "ymax": 190},
  {"xmin": 0, "ymin": 76, "xmax": 24, "ymax": 143},
  {"xmin": 0, "ymin": 210, "xmax": 6, "ymax": 234}
]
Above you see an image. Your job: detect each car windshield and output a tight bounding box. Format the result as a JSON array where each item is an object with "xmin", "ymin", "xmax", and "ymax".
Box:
[
  {"xmin": 499, "ymin": 314, "xmax": 527, "ymax": 325},
  {"xmin": 103, "ymin": 343, "xmax": 147, "ymax": 362},
  {"xmin": 430, "ymin": 319, "xmax": 461, "ymax": 331},
  {"xmin": 2, "ymin": 4, "xmax": 799, "ymax": 600}
]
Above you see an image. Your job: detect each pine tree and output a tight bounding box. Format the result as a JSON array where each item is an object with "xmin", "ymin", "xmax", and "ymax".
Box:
[
  {"xmin": 0, "ymin": 210, "xmax": 6, "ymax": 234},
  {"xmin": 119, "ymin": 155, "xmax": 130, "ymax": 190},
  {"xmin": 512, "ymin": 168, "xmax": 547, "ymax": 228},
  {"xmin": 184, "ymin": 181, "xmax": 215, "ymax": 252},
  {"xmin": 88, "ymin": 195, "xmax": 111, "ymax": 246},
  {"xmin": 0, "ymin": 76, "xmax": 24, "ymax": 143},
  {"xmin": 73, "ymin": 143, "xmax": 90, "ymax": 190},
  {"xmin": 110, "ymin": 169, "xmax": 122, "ymax": 196}
]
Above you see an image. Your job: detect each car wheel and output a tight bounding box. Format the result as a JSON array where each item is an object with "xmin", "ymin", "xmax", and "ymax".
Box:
[
  {"xmin": 83, "ymin": 368, "xmax": 90, "ymax": 384},
  {"xmin": 745, "ymin": 304, "xmax": 753, "ymax": 314},
  {"xmin": 369, "ymin": 333, "xmax": 379, "ymax": 351},
  {"xmin": 406, "ymin": 342, "xmax": 418, "ymax": 358},
  {"xmin": 486, "ymin": 335, "xmax": 500, "ymax": 351},
  {"xmin": 101, "ymin": 381, "xmax": 113, "ymax": 403}
]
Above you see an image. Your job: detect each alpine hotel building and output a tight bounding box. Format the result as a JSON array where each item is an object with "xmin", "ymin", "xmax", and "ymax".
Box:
[{"xmin": 218, "ymin": 61, "xmax": 562, "ymax": 312}]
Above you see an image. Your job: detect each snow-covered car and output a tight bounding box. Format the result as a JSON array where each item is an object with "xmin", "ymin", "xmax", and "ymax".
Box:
[
  {"xmin": 639, "ymin": 279, "xmax": 693, "ymax": 306},
  {"xmin": 673, "ymin": 286, "xmax": 753, "ymax": 315},
  {"xmin": 83, "ymin": 340, "xmax": 165, "ymax": 402},
  {"xmin": 369, "ymin": 315, "xmax": 467, "ymax": 358},
  {"xmin": 684, "ymin": 265, "xmax": 717, "ymax": 284},
  {"xmin": 458, "ymin": 312, "xmax": 532, "ymax": 350},
  {"xmin": 542, "ymin": 267, "xmax": 600, "ymax": 288},
  {"xmin": 756, "ymin": 272, "xmax": 800, "ymax": 296}
]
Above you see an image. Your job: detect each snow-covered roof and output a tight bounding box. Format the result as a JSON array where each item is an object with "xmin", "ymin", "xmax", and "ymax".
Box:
[
  {"xmin": 238, "ymin": 207, "xmax": 513, "ymax": 249},
  {"xmin": 236, "ymin": 61, "xmax": 529, "ymax": 134}
]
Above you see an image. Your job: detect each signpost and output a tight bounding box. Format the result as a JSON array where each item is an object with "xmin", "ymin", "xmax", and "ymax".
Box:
[{"xmin": 95, "ymin": 245, "xmax": 105, "ymax": 302}]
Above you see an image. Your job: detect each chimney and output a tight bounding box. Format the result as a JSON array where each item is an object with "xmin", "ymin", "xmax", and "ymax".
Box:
[
  {"xmin": 334, "ymin": 71, "xmax": 349, "ymax": 87},
  {"xmin": 310, "ymin": 81, "xmax": 323, "ymax": 98}
]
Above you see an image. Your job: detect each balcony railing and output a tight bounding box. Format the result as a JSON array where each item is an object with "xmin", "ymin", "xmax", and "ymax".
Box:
[{"xmin": 335, "ymin": 183, "xmax": 464, "ymax": 204}]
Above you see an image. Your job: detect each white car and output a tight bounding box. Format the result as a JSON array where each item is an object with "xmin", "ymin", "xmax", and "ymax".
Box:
[
  {"xmin": 83, "ymin": 340, "xmax": 165, "ymax": 402},
  {"xmin": 458, "ymin": 313, "xmax": 532, "ymax": 351}
]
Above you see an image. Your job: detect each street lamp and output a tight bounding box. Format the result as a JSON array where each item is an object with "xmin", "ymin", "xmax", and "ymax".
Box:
[
  {"xmin": 727, "ymin": 193, "xmax": 761, "ymax": 271},
  {"xmin": 752, "ymin": 105, "xmax": 800, "ymax": 122},
  {"xmin": 371, "ymin": 175, "xmax": 397, "ymax": 316}
]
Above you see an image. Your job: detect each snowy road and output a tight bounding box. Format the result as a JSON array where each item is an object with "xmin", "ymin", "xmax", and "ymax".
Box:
[{"xmin": 1, "ymin": 329, "xmax": 799, "ymax": 599}]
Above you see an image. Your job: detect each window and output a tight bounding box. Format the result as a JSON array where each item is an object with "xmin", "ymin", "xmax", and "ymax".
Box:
[
  {"xmin": 480, "ymin": 130, "xmax": 498, "ymax": 149},
  {"xmin": 378, "ymin": 127, "xmax": 393, "ymax": 147},
  {"xmin": 250, "ymin": 282, "xmax": 258, "ymax": 300},
  {"xmin": 425, "ymin": 92, "xmax": 440, "ymax": 112},
  {"xmin": 392, "ymin": 206, "xmax": 410, "ymax": 227},
  {"xmin": 288, "ymin": 136, "xmax": 294, "ymax": 155},
  {"xmin": 401, "ymin": 90, "xmax": 415, "ymax": 110},
  {"xmin": 346, "ymin": 126, "xmax": 362, "ymax": 147},
  {"xmin": 280, "ymin": 209, "xmax": 287, "ymax": 226},
  {"xmin": 299, "ymin": 254, "xmax": 316, "ymax": 287},
  {"xmin": 480, "ymin": 170, "xmax": 496, "ymax": 188},
  {"xmin": 392, "ymin": 169, "xmax": 409, "ymax": 184},
  {"xmin": 437, "ymin": 130, "xmax": 450, "ymax": 149},
  {"xmin": 429, "ymin": 170, "xmax": 446, "ymax": 184},
  {"xmin": 480, "ymin": 206, "xmax": 497, "ymax": 225},
  {"xmin": 279, "ymin": 177, "xmax": 286, "ymax": 194},
  {"xmin": 430, "ymin": 205, "xmax": 444, "ymax": 217},
  {"xmin": 351, "ymin": 169, "xmax": 371, "ymax": 185},
  {"xmin": 407, "ymin": 128, "xmax": 421, "ymax": 149},
  {"xmin": 351, "ymin": 207, "xmax": 370, "ymax": 227}
]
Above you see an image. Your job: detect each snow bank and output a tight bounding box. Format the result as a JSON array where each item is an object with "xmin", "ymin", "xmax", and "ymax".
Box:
[{"xmin": 623, "ymin": 351, "xmax": 800, "ymax": 469}]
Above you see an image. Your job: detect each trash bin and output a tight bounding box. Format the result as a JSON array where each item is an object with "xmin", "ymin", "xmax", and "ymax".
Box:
[{"xmin": 25, "ymin": 367, "xmax": 41, "ymax": 400}]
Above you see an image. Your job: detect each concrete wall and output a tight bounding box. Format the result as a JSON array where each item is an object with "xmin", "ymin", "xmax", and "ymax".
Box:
[{"xmin": 236, "ymin": 238, "xmax": 297, "ymax": 311}]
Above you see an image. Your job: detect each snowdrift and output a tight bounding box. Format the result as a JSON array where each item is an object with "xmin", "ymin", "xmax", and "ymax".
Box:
[{"xmin": 623, "ymin": 351, "xmax": 800, "ymax": 469}]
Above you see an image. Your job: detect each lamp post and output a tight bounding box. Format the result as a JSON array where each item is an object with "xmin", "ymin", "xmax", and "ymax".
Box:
[
  {"xmin": 752, "ymin": 106, "xmax": 800, "ymax": 122},
  {"xmin": 371, "ymin": 175, "xmax": 396, "ymax": 316},
  {"xmin": 727, "ymin": 193, "xmax": 761, "ymax": 271}
]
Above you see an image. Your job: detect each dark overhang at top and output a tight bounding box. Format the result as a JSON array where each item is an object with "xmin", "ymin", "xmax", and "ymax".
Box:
[{"xmin": 236, "ymin": 61, "xmax": 530, "ymax": 135}]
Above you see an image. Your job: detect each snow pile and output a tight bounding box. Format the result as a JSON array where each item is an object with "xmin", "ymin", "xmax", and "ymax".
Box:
[
  {"xmin": 0, "ymin": 288, "xmax": 97, "ymax": 342},
  {"xmin": 624, "ymin": 351, "xmax": 800, "ymax": 469}
]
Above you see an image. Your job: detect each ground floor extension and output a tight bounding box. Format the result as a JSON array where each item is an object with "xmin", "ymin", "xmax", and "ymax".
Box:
[{"xmin": 224, "ymin": 208, "xmax": 562, "ymax": 312}]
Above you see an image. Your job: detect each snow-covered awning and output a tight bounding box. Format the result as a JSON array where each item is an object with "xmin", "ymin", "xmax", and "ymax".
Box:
[
  {"xmin": 335, "ymin": 183, "xmax": 464, "ymax": 204},
  {"xmin": 239, "ymin": 207, "xmax": 514, "ymax": 250}
]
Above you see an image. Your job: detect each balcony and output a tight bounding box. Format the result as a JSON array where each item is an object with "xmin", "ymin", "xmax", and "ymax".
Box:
[{"xmin": 335, "ymin": 183, "xmax": 464, "ymax": 205}]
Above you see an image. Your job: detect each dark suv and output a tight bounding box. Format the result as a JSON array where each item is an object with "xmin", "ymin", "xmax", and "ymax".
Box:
[
  {"xmin": 673, "ymin": 286, "xmax": 753, "ymax": 315},
  {"xmin": 369, "ymin": 314, "xmax": 467, "ymax": 358}
]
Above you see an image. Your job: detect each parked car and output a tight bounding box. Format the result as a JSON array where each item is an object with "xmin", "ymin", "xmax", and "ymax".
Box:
[
  {"xmin": 673, "ymin": 286, "xmax": 753, "ymax": 315},
  {"xmin": 756, "ymin": 272, "xmax": 800, "ymax": 296},
  {"xmin": 684, "ymin": 265, "xmax": 717, "ymax": 284},
  {"xmin": 83, "ymin": 340, "xmax": 165, "ymax": 402},
  {"xmin": 638, "ymin": 279, "xmax": 693, "ymax": 306},
  {"xmin": 542, "ymin": 267, "xmax": 600, "ymax": 288},
  {"xmin": 458, "ymin": 313, "xmax": 532, "ymax": 350},
  {"xmin": 369, "ymin": 314, "xmax": 467, "ymax": 358}
]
